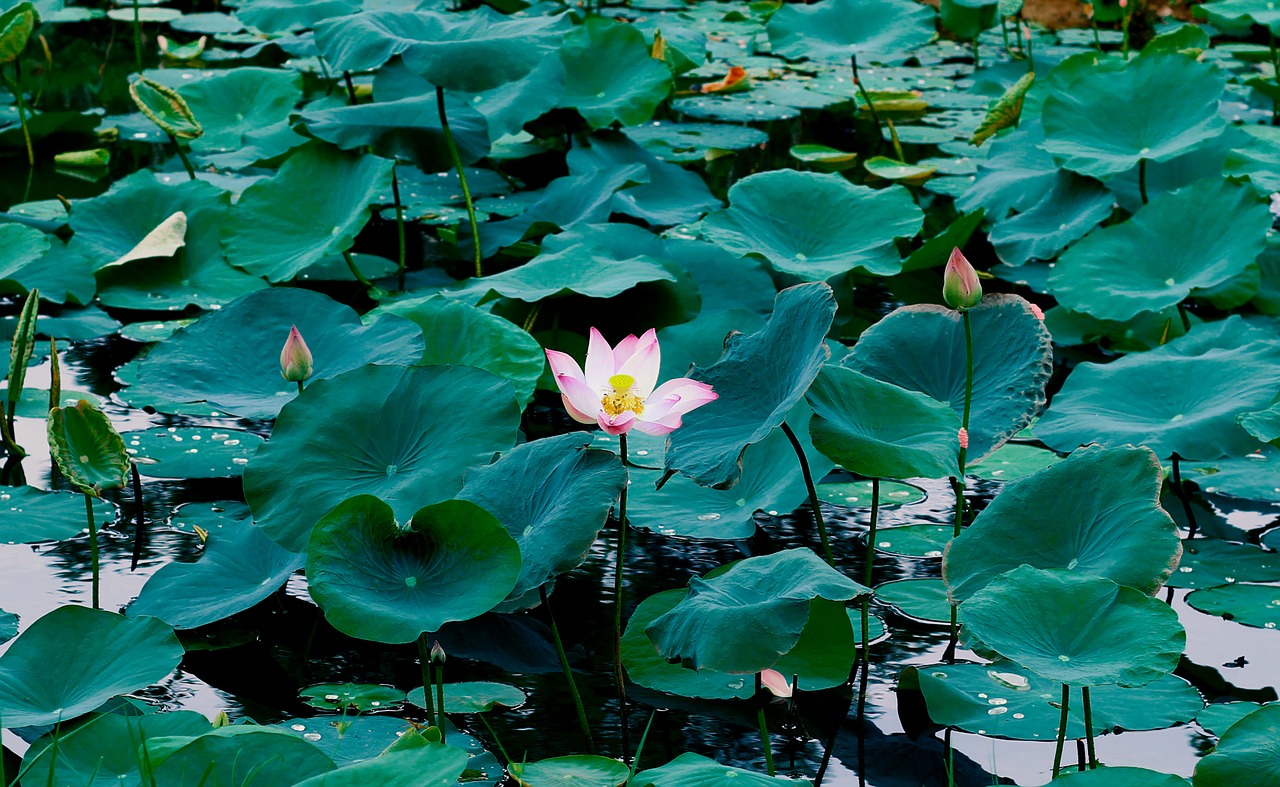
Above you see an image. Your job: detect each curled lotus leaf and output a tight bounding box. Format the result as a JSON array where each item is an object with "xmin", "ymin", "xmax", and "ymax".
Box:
[{"xmin": 129, "ymin": 76, "xmax": 203, "ymax": 140}]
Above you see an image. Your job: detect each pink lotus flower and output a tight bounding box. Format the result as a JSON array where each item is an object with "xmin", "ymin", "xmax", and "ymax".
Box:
[
  {"xmin": 760, "ymin": 669, "xmax": 793, "ymax": 699},
  {"xmin": 942, "ymin": 247, "xmax": 982, "ymax": 311},
  {"xmin": 545, "ymin": 328, "xmax": 718, "ymax": 436}
]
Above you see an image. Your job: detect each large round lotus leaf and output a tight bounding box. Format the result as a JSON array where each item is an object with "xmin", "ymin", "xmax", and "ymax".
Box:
[
  {"xmin": 269, "ymin": 716, "xmax": 426, "ymax": 766},
  {"xmin": 457, "ymin": 434, "xmax": 623, "ymax": 606},
  {"xmin": 245, "ymin": 364, "xmax": 520, "ymax": 552},
  {"xmin": 1166, "ymin": 539, "xmax": 1280, "ymax": 589},
  {"xmin": 632, "ymin": 752, "xmax": 802, "ymax": 787},
  {"xmin": 146, "ymin": 726, "xmax": 334, "ymax": 787},
  {"xmin": 644, "ymin": 548, "xmax": 869, "ymax": 673},
  {"xmin": 21, "ymin": 710, "xmax": 213, "ymax": 786},
  {"xmin": 875, "ymin": 577, "xmax": 953, "ymax": 624},
  {"xmin": 0, "ymin": 486, "xmax": 115, "ymax": 543},
  {"xmin": 1036, "ymin": 317, "xmax": 1280, "ymax": 460},
  {"xmin": 178, "ymin": 68, "xmax": 302, "ymax": 155},
  {"xmin": 133, "ymin": 288, "xmax": 422, "ymax": 420},
  {"xmin": 306, "ymin": 495, "xmax": 521, "ymax": 644},
  {"xmin": 122, "ymin": 427, "xmax": 264, "ymax": 479},
  {"xmin": 845, "ymin": 295, "xmax": 1053, "ymax": 463},
  {"xmin": 556, "ymin": 18, "xmax": 673, "ymax": 129},
  {"xmin": 700, "ymin": 170, "xmax": 923, "ymax": 279},
  {"xmin": 407, "ymin": 681, "xmax": 525, "ymax": 713},
  {"xmin": 0, "ymin": 605, "xmax": 183, "ymax": 727},
  {"xmin": 908, "ymin": 661, "xmax": 1203, "ymax": 740},
  {"xmin": 128, "ymin": 512, "xmax": 303, "ymax": 630},
  {"xmin": 766, "ymin": 0, "xmax": 935, "ymax": 62},
  {"xmin": 958, "ymin": 566, "xmax": 1185, "ymax": 687},
  {"xmin": 664, "ymin": 283, "xmax": 836, "ymax": 489},
  {"xmin": 968, "ymin": 442, "xmax": 1061, "ymax": 482},
  {"xmin": 371, "ymin": 296, "xmax": 543, "ymax": 408},
  {"xmin": 293, "ymin": 741, "xmax": 468, "ymax": 787},
  {"xmin": 1193, "ymin": 704, "xmax": 1280, "ymax": 787},
  {"xmin": 623, "ymin": 588, "xmax": 857, "ymax": 700},
  {"xmin": 314, "ymin": 7, "xmax": 569, "ymax": 93},
  {"xmin": 1041, "ymin": 53, "xmax": 1227, "ymax": 179},
  {"xmin": 628, "ymin": 416, "xmax": 830, "ymax": 540},
  {"xmin": 944, "ymin": 445, "xmax": 1180, "ymax": 602},
  {"xmin": 222, "ymin": 146, "xmax": 393, "ymax": 283},
  {"xmin": 1050, "ymin": 179, "xmax": 1271, "ymax": 322},
  {"xmin": 807, "ymin": 364, "xmax": 961, "ymax": 480},
  {"xmin": 301, "ymin": 683, "xmax": 406, "ymax": 712},
  {"xmin": 1241, "ymin": 402, "xmax": 1280, "ymax": 447},
  {"xmin": 510, "ymin": 755, "xmax": 629, "ymax": 787},
  {"xmin": 1037, "ymin": 768, "xmax": 1190, "ymax": 787},
  {"xmin": 48, "ymin": 399, "xmax": 131, "ymax": 495},
  {"xmin": 1197, "ymin": 702, "xmax": 1270, "ymax": 736},
  {"xmin": 1186, "ymin": 583, "xmax": 1280, "ymax": 630}
]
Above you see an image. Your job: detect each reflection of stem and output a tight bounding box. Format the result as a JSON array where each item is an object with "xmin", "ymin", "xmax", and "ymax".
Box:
[
  {"xmin": 1138, "ymin": 158, "xmax": 1149, "ymax": 205},
  {"xmin": 756, "ymin": 706, "xmax": 775, "ymax": 776},
  {"xmin": 85, "ymin": 493, "xmax": 100, "ymax": 610},
  {"xmin": 850, "ymin": 55, "xmax": 883, "ymax": 155},
  {"xmin": 781, "ymin": 421, "xmax": 834, "ymax": 567},
  {"xmin": 541, "ymin": 585, "xmax": 594, "ymax": 753},
  {"xmin": 391, "ymin": 165, "xmax": 407, "ymax": 291},
  {"xmin": 612, "ymin": 433, "xmax": 632, "ymax": 761},
  {"xmin": 415, "ymin": 634, "xmax": 436, "ymax": 724},
  {"xmin": 1052, "ymin": 683, "xmax": 1071, "ymax": 778},
  {"xmin": 1171, "ymin": 454, "xmax": 1199, "ymax": 539},
  {"xmin": 435, "ymin": 85, "xmax": 482, "ymax": 278},
  {"xmin": 3, "ymin": 67, "xmax": 34, "ymax": 168},
  {"xmin": 1082, "ymin": 686, "xmax": 1097, "ymax": 768},
  {"xmin": 167, "ymin": 133, "xmax": 196, "ymax": 181}
]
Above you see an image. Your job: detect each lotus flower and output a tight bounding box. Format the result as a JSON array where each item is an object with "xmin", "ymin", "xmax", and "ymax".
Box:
[
  {"xmin": 942, "ymin": 247, "xmax": 982, "ymax": 311},
  {"xmin": 279, "ymin": 325, "xmax": 313, "ymax": 383},
  {"xmin": 760, "ymin": 669, "xmax": 793, "ymax": 699},
  {"xmin": 545, "ymin": 328, "xmax": 717, "ymax": 436}
]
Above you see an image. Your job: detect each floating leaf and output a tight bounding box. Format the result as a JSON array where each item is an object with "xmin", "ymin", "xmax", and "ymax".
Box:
[
  {"xmin": 1185, "ymin": 583, "xmax": 1280, "ymax": 631},
  {"xmin": 634, "ymin": 752, "xmax": 810, "ymax": 786},
  {"xmin": 0, "ymin": 486, "xmax": 115, "ymax": 543},
  {"xmin": 818, "ymin": 479, "xmax": 927, "ymax": 506},
  {"xmin": 1193, "ymin": 704, "xmax": 1280, "ymax": 786},
  {"xmin": 876, "ymin": 577, "xmax": 953, "ymax": 624},
  {"xmin": 510, "ymin": 756, "xmax": 629, "ymax": 787},
  {"xmin": 407, "ymin": 682, "xmax": 526, "ymax": 713},
  {"xmin": 122, "ymin": 427, "xmax": 264, "ymax": 479},
  {"xmin": 967, "ymin": 442, "xmax": 1060, "ymax": 481},
  {"xmin": 300, "ymin": 683, "xmax": 406, "ymax": 712},
  {"xmin": 129, "ymin": 76, "xmax": 202, "ymax": 139},
  {"xmin": 1166, "ymin": 538, "xmax": 1280, "ymax": 589}
]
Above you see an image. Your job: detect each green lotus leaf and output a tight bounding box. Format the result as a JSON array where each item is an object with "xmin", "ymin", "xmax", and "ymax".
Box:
[
  {"xmin": 623, "ymin": 587, "xmax": 858, "ymax": 700},
  {"xmin": 1050, "ymin": 179, "xmax": 1270, "ymax": 321},
  {"xmin": 370, "ymin": 295, "xmax": 543, "ymax": 407},
  {"xmin": 459, "ymin": 55, "xmax": 566, "ymax": 139},
  {"xmin": 1185, "ymin": 583, "xmax": 1280, "ymax": 630},
  {"xmin": 1, "ymin": 237, "xmax": 96, "ymax": 306},
  {"xmin": 306, "ymin": 495, "xmax": 521, "ymax": 644},
  {"xmin": 0, "ymin": 606, "xmax": 183, "ymax": 727},
  {"xmin": 790, "ymin": 143, "xmax": 859, "ymax": 171},
  {"xmin": 458, "ymin": 433, "xmax": 624, "ymax": 607},
  {"xmin": 457, "ymin": 240, "xmax": 675, "ymax": 303},
  {"xmin": 1193, "ymin": 704, "xmax": 1280, "ymax": 786},
  {"xmin": 1225, "ymin": 126, "xmax": 1280, "ymax": 193},
  {"xmin": 1195, "ymin": 0, "xmax": 1280, "ymax": 34},
  {"xmin": 222, "ymin": 146, "xmax": 393, "ymax": 283},
  {"xmin": 907, "ymin": 661, "xmax": 1203, "ymax": 741},
  {"xmin": 406, "ymin": 682, "xmax": 526, "ymax": 713},
  {"xmin": 968, "ymin": 442, "xmax": 1061, "ymax": 482},
  {"xmin": 988, "ymin": 171, "xmax": 1114, "ymax": 266},
  {"xmin": 178, "ymin": 67, "xmax": 302, "ymax": 155},
  {"xmin": 556, "ymin": 17, "xmax": 672, "ymax": 128},
  {"xmin": 844, "ymin": 295, "xmax": 1053, "ymax": 463},
  {"xmin": 0, "ymin": 609, "xmax": 13, "ymax": 644},
  {"xmin": 633, "ymin": 752, "xmax": 808, "ymax": 787},
  {"xmin": 1183, "ymin": 446, "xmax": 1280, "ymax": 502},
  {"xmin": 645, "ymin": 548, "xmax": 869, "ymax": 673},
  {"xmin": 1240, "ymin": 400, "xmax": 1280, "ymax": 447},
  {"xmin": 566, "ymin": 131, "xmax": 721, "ymax": 226},
  {"xmin": 314, "ymin": 7, "xmax": 569, "ymax": 93},
  {"xmin": 268, "ymin": 716, "xmax": 432, "ymax": 766},
  {"xmin": 1197, "ymin": 702, "xmax": 1270, "ymax": 736},
  {"xmin": 509, "ymin": 756, "xmax": 628, "ymax": 787},
  {"xmin": 129, "ymin": 76, "xmax": 202, "ymax": 139},
  {"xmin": 146, "ymin": 726, "xmax": 334, "ymax": 787},
  {"xmin": 292, "ymin": 740, "xmax": 469, "ymax": 787},
  {"xmin": 235, "ymin": 0, "xmax": 357, "ymax": 34},
  {"xmin": 122, "ymin": 427, "xmax": 264, "ymax": 478},
  {"xmin": 1040, "ymin": 53, "xmax": 1226, "ymax": 179},
  {"xmin": 653, "ymin": 307, "xmax": 768, "ymax": 383},
  {"xmin": 300, "ymin": 683, "xmax": 406, "ymax": 712},
  {"xmin": 971, "ymin": 72, "xmax": 1034, "ymax": 147},
  {"xmin": 872, "ymin": 524, "xmax": 954, "ymax": 558},
  {"xmin": 0, "ymin": 2, "xmax": 36, "ymax": 64},
  {"xmin": 700, "ymin": 170, "xmax": 923, "ymax": 279},
  {"xmin": 0, "ymin": 486, "xmax": 115, "ymax": 543},
  {"xmin": 818, "ymin": 479, "xmax": 927, "ymax": 507},
  {"xmin": 0, "ymin": 222, "xmax": 50, "ymax": 283},
  {"xmin": 958, "ymin": 566, "xmax": 1185, "ymax": 687},
  {"xmin": 1166, "ymin": 538, "xmax": 1280, "ymax": 589},
  {"xmin": 765, "ymin": 0, "xmax": 934, "ymax": 62},
  {"xmin": 245, "ymin": 364, "xmax": 520, "ymax": 552},
  {"xmin": 944, "ymin": 445, "xmax": 1180, "ymax": 602},
  {"xmin": 623, "ymin": 121, "xmax": 768, "ymax": 163},
  {"xmin": 956, "ymin": 126, "xmax": 1058, "ymax": 222},
  {"xmin": 875, "ymin": 577, "xmax": 952, "ymax": 624},
  {"xmin": 21, "ymin": 711, "xmax": 212, "ymax": 786},
  {"xmin": 1057, "ymin": 769, "xmax": 1191, "ymax": 787},
  {"xmin": 807, "ymin": 364, "xmax": 962, "ymax": 480},
  {"xmin": 48, "ymin": 398, "xmax": 130, "ymax": 496},
  {"xmin": 664, "ymin": 282, "xmax": 835, "ymax": 489},
  {"xmin": 128, "ymin": 510, "xmax": 303, "ymax": 630},
  {"xmin": 106, "ymin": 7, "xmax": 181, "ymax": 22},
  {"xmin": 1036, "ymin": 317, "xmax": 1280, "ymax": 460},
  {"xmin": 863, "ymin": 157, "xmax": 936, "ymax": 182}
]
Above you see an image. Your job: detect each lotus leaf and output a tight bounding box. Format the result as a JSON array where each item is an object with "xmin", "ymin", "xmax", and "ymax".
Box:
[
  {"xmin": 845, "ymin": 295, "xmax": 1053, "ymax": 463},
  {"xmin": 0, "ymin": 609, "xmax": 12, "ymax": 644},
  {"xmin": 872, "ymin": 525, "xmax": 954, "ymax": 558},
  {"xmin": 817, "ymin": 479, "xmax": 927, "ymax": 506},
  {"xmin": 245, "ymin": 364, "xmax": 519, "ymax": 552},
  {"xmin": 556, "ymin": 18, "xmax": 672, "ymax": 128},
  {"xmin": 566, "ymin": 132, "xmax": 721, "ymax": 226},
  {"xmin": 0, "ymin": 222, "xmax": 49, "ymax": 282},
  {"xmin": 968, "ymin": 442, "xmax": 1061, "ymax": 481},
  {"xmin": 988, "ymin": 172, "xmax": 1114, "ymax": 266},
  {"xmin": 146, "ymin": 726, "xmax": 334, "ymax": 787},
  {"xmin": 1041, "ymin": 769, "xmax": 1190, "ymax": 786},
  {"xmin": 1166, "ymin": 539, "xmax": 1280, "ymax": 589},
  {"xmin": 956, "ymin": 126, "xmax": 1058, "ymax": 221},
  {"xmin": 623, "ymin": 121, "xmax": 768, "ymax": 163},
  {"xmin": 268, "ymin": 716, "xmax": 426, "ymax": 766},
  {"xmin": 633, "ymin": 752, "xmax": 811, "ymax": 786},
  {"xmin": 1183, "ymin": 446, "xmax": 1280, "ymax": 502},
  {"xmin": 0, "ymin": 486, "xmax": 115, "ymax": 543},
  {"xmin": 0, "ymin": 605, "xmax": 183, "ymax": 727},
  {"xmin": 645, "ymin": 548, "xmax": 869, "ymax": 673},
  {"xmin": 122, "ymin": 427, "xmax": 264, "ymax": 479},
  {"xmin": 48, "ymin": 399, "xmax": 130, "ymax": 496},
  {"xmin": 509, "ymin": 756, "xmax": 629, "ymax": 787},
  {"xmin": 1193, "ymin": 704, "xmax": 1280, "ymax": 786},
  {"xmin": 129, "ymin": 76, "xmax": 202, "ymax": 139},
  {"xmin": 1197, "ymin": 702, "xmax": 1270, "ymax": 736},
  {"xmin": 457, "ymin": 240, "xmax": 675, "ymax": 303},
  {"xmin": 21, "ymin": 711, "xmax": 212, "ymax": 786},
  {"xmin": 1185, "ymin": 583, "xmax": 1280, "ymax": 630},
  {"xmin": 959, "ymin": 566, "xmax": 1185, "ymax": 687},
  {"xmin": 1196, "ymin": 0, "xmax": 1280, "ymax": 34},
  {"xmin": 406, "ymin": 682, "xmax": 525, "ymax": 713},
  {"xmin": 766, "ymin": 0, "xmax": 935, "ymax": 62},
  {"xmin": 300, "ymin": 683, "xmax": 406, "ymax": 712},
  {"xmin": 292, "ymin": 741, "xmax": 469, "ymax": 787},
  {"xmin": 179, "ymin": 67, "xmax": 302, "ymax": 155},
  {"xmin": 0, "ymin": 2, "xmax": 35, "ymax": 64},
  {"xmin": 700, "ymin": 170, "xmax": 923, "ymax": 279},
  {"xmin": 875, "ymin": 577, "xmax": 953, "ymax": 624}
]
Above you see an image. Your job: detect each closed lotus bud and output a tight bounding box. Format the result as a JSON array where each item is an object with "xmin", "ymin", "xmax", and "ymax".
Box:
[
  {"xmin": 212, "ymin": 711, "xmax": 231, "ymax": 728},
  {"xmin": 280, "ymin": 325, "xmax": 313, "ymax": 383},
  {"xmin": 942, "ymin": 247, "xmax": 982, "ymax": 311},
  {"xmin": 430, "ymin": 640, "xmax": 446, "ymax": 664}
]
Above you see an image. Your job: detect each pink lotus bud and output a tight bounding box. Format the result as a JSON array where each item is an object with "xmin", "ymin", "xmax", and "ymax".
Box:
[
  {"xmin": 760, "ymin": 669, "xmax": 793, "ymax": 698},
  {"xmin": 1119, "ymin": 0, "xmax": 1127, "ymax": 7},
  {"xmin": 958, "ymin": 427, "xmax": 969, "ymax": 450},
  {"xmin": 430, "ymin": 640, "xmax": 446, "ymax": 664},
  {"xmin": 279, "ymin": 325, "xmax": 313, "ymax": 383},
  {"xmin": 942, "ymin": 247, "xmax": 982, "ymax": 311},
  {"xmin": 1029, "ymin": 303, "xmax": 1045, "ymax": 321}
]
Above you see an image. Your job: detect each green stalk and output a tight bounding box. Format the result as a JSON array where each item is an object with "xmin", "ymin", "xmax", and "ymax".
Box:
[
  {"xmin": 1090, "ymin": 13, "xmax": 1101, "ymax": 50},
  {"xmin": 850, "ymin": 55, "xmax": 883, "ymax": 155},
  {"xmin": 167, "ymin": 133, "xmax": 196, "ymax": 181},
  {"xmin": 435, "ymin": 85, "xmax": 482, "ymax": 278},
  {"xmin": 947, "ymin": 311, "xmax": 975, "ymax": 658},
  {"xmin": 391, "ymin": 164, "xmax": 407, "ymax": 291},
  {"xmin": 415, "ymin": 634, "xmax": 436, "ymax": 724},
  {"xmin": 3, "ymin": 68, "xmax": 33, "ymax": 168},
  {"xmin": 971, "ymin": 37, "xmax": 980, "ymax": 69},
  {"xmin": 780, "ymin": 421, "xmax": 834, "ymax": 567},
  {"xmin": 860, "ymin": 478, "xmax": 879, "ymax": 666},
  {"xmin": 1171, "ymin": 454, "xmax": 1199, "ymax": 539},
  {"xmin": 1082, "ymin": 686, "xmax": 1097, "ymax": 769},
  {"xmin": 1121, "ymin": 1, "xmax": 1132, "ymax": 59},
  {"xmin": 433, "ymin": 653, "xmax": 445, "ymax": 743},
  {"xmin": 613, "ymin": 432, "xmax": 632, "ymax": 761},
  {"xmin": 85, "ymin": 493, "xmax": 99, "ymax": 609},
  {"xmin": 1271, "ymin": 32, "xmax": 1279, "ymax": 125},
  {"xmin": 132, "ymin": 0, "xmax": 142, "ymax": 73},
  {"xmin": 1138, "ymin": 158, "xmax": 1148, "ymax": 205},
  {"xmin": 541, "ymin": 585, "xmax": 594, "ymax": 752},
  {"xmin": 1052, "ymin": 683, "xmax": 1071, "ymax": 779},
  {"xmin": 341, "ymin": 250, "xmax": 374, "ymax": 289},
  {"xmin": 756, "ymin": 706, "xmax": 775, "ymax": 776},
  {"xmin": 129, "ymin": 463, "xmax": 145, "ymax": 572}
]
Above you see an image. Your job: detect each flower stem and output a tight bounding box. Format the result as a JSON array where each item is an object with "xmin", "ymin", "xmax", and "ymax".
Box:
[
  {"xmin": 947, "ymin": 310, "xmax": 975, "ymax": 659},
  {"xmin": 1171, "ymin": 454, "xmax": 1199, "ymax": 540},
  {"xmin": 132, "ymin": 0, "xmax": 142, "ymax": 74},
  {"xmin": 1052, "ymin": 683, "xmax": 1071, "ymax": 779},
  {"xmin": 756, "ymin": 706, "xmax": 775, "ymax": 776},
  {"xmin": 613, "ymin": 433, "xmax": 632, "ymax": 761},
  {"xmin": 85, "ymin": 493, "xmax": 99, "ymax": 610},
  {"xmin": 391, "ymin": 164, "xmax": 407, "ymax": 292},
  {"xmin": 1138, "ymin": 158, "xmax": 1149, "ymax": 206},
  {"xmin": 850, "ymin": 55, "xmax": 883, "ymax": 155},
  {"xmin": 1082, "ymin": 686, "xmax": 1097, "ymax": 769},
  {"xmin": 416, "ymin": 634, "xmax": 436, "ymax": 724},
  {"xmin": 435, "ymin": 85, "xmax": 482, "ymax": 278},
  {"xmin": 780, "ymin": 421, "xmax": 834, "ymax": 567},
  {"xmin": 542, "ymin": 585, "xmax": 595, "ymax": 753},
  {"xmin": 433, "ymin": 652, "xmax": 445, "ymax": 743},
  {"xmin": 3, "ymin": 67, "xmax": 33, "ymax": 168},
  {"xmin": 860, "ymin": 477, "xmax": 879, "ymax": 666},
  {"xmin": 167, "ymin": 133, "xmax": 196, "ymax": 181},
  {"xmin": 342, "ymin": 250, "xmax": 374, "ymax": 289}
]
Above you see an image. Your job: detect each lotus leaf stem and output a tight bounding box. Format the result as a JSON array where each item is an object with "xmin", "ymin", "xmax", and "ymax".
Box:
[
  {"xmin": 131, "ymin": 0, "xmax": 142, "ymax": 73},
  {"xmin": 1171, "ymin": 453, "xmax": 1199, "ymax": 539},
  {"xmin": 342, "ymin": 71, "xmax": 358, "ymax": 105},
  {"xmin": 756, "ymin": 706, "xmax": 775, "ymax": 776},
  {"xmin": 860, "ymin": 478, "xmax": 879, "ymax": 663},
  {"xmin": 944, "ymin": 727, "xmax": 954, "ymax": 787},
  {"xmin": 971, "ymin": 38, "xmax": 980, "ymax": 69},
  {"xmin": 1271, "ymin": 32, "xmax": 1279, "ymax": 125},
  {"xmin": 391, "ymin": 165, "xmax": 407, "ymax": 291},
  {"xmin": 1052, "ymin": 683, "xmax": 1071, "ymax": 778},
  {"xmin": 84, "ymin": 493, "xmax": 99, "ymax": 610},
  {"xmin": 541, "ymin": 585, "xmax": 595, "ymax": 753},
  {"xmin": 1082, "ymin": 685, "xmax": 1097, "ymax": 768},
  {"xmin": 166, "ymin": 133, "xmax": 196, "ymax": 181},
  {"xmin": 1121, "ymin": 1, "xmax": 1133, "ymax": 59},
  {"xmin": 780, "ymin": 421, "xmax": 834, "ymax": 567},
  {"xmin": 435, "ymin": 85, "xmax": 483, "ymax": 278},
  {"xmin": 416, "ymin": 634, "xmax": 436, "ymax": 724},
  {"xmin": 341, "ymin": 250, "xmax": 374, "ymax": 289},
  {"xmin": 433, "ymin": 655, "xmax": 445, "ymax": 742},
  {"xmin": 3, "ymin": 68, "xmax": 33, "ymax": 168},
  {"xmin": 612, "ymin": 433, "xmax": 634, "ymax": 761},
  {"xmin": 1138, "ymin": 158, "xmax": 1149, "ymax": 205},
  {"xmin": 850, "ymin": 55, "xmax": 883, "ymax": 155},
  {"xmin": 130, "ymin": 463, "xmax": 145, "ymax": 572},
  {"xmin": 629, "ymin": 710, "xmax": 656, "ymax": 778}
]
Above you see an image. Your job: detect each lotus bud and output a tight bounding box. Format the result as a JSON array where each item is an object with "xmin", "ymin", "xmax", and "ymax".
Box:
[
  {"xmin": 760, "ymin": 669, "xmax": 793, "ymax": 699},
  {"xmin": 280, "ymin": 325, "xmax": 313, "ymax": 383},
  {"xmin": 212, "ymin": 711, "xmax": 231, "ymax": 727},
  {"xmin": 430, "ymin": 640, "xmax": 446, "ymax": 664},
  {"xmin": 942, "ymin": 247, "xmax": 982, "ymax": 311}
]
